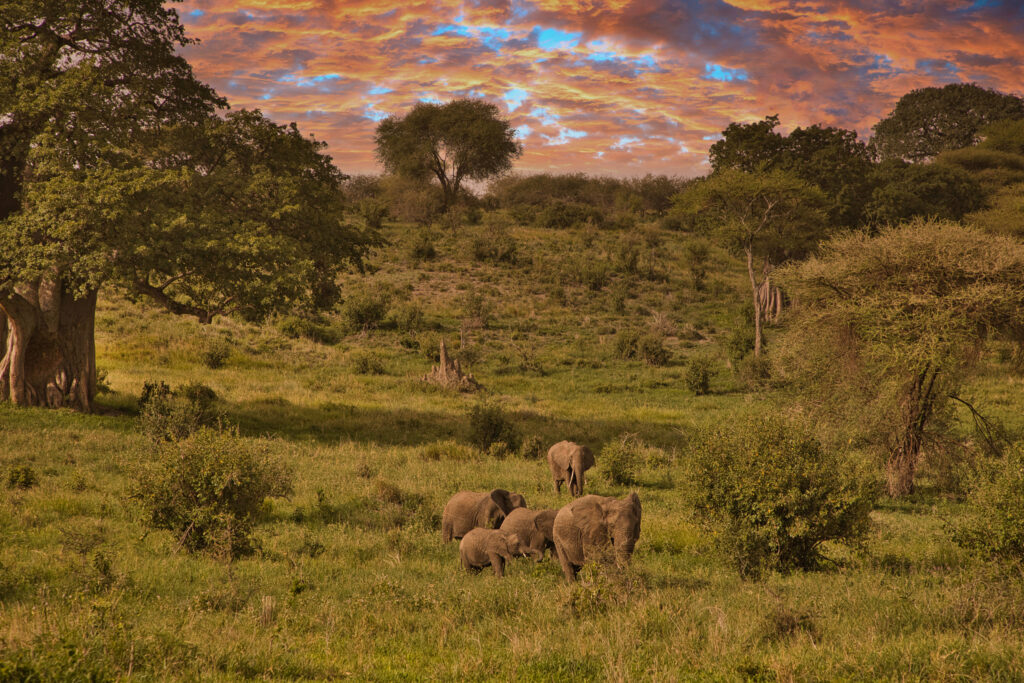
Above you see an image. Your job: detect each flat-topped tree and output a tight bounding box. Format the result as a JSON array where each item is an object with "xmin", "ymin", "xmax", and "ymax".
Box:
[
  {"xmin": 374, "ymin": 99, "xmax": 523, "ymax": 210},
  {"xmin": 0, "ymin": 1, "xmax": 378, "ymax": 411}
]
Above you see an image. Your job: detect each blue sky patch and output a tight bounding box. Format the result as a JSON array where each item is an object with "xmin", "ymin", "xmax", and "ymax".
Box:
[
  {"xmin": 703, "ymin": 63, "xmax": 748, "ymax": 82},
  {"xmin": 504, "ymin": 88, "xmax": 529, "ymax": 111},
  {"xmin": 536, "ymin": 26, "xmax": 582, "ymax": 50}
]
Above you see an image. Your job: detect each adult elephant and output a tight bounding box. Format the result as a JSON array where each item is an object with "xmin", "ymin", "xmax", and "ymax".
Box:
[
  {"xmin": 547, "ymin": 441, "xmax": 595, "ymax": 497},
  {"xmin": 441, "ymin": 489, "xmax": 528, "ymax": 542},
  {"xmin": 552, "ymin": 493, "xmax": 642, "ymax": 581},
  {"xmin": 500, "ymin": 508, "xmax": 557, "ymax": 562}
]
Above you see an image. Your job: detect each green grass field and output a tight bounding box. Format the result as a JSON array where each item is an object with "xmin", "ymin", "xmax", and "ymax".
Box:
[{"xmin": 3, "ymin": 222, "xmax": 1024, "ymax": 680}]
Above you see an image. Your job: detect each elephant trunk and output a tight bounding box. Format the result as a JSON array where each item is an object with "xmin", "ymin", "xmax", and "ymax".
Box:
[{"xmin": 570, "ymin": 454, "xmax": 586, "ymax": 497}]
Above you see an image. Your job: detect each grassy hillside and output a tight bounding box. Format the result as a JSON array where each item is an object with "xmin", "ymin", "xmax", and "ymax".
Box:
[{"xmin": 3, "ymin": 221, "xmax": 1024, "ymax": 680}]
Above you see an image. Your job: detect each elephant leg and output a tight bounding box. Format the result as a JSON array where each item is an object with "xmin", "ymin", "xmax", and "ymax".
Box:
[
  {"xmin": 555, "ymin": 544, "xmax": 577, "ymax": 582},
  {"xmin": 489, "ymin": 553, "xmax": 505, "ymax": 577},
  {"xmin": 554, "ymin": 479, "xmax": 562, "ymax": 494},
  {"xmin": 442, "ymin": 518, "xmax": 453, "ymax": 543},
  {"xmin": 461, "ymin": 552, "xmax": 472, "ymax": 573}
]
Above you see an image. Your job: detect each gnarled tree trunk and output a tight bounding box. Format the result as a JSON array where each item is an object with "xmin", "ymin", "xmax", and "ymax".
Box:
[
  {"xmin": 0, "ymin": 278, "xmax": 98, "ymax": 411},
  {"xmin": 886, "ymin": 365, "xmax": 940, "ymax": 497}
]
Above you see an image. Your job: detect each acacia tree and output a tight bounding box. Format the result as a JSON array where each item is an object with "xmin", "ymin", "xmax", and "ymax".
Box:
[
  {"xmin": 374, "ymin": 99, "xmax": 522, "ymax": 209},
  {"xmin": 776, "ymin": 220, "xmax": 1024, "ymax": 497},
  {"xmin": 871, "ymin": 83, "xmax": 1024, "ymax": 162},
  {"xmin": 1, "ymin": 1, "xmax": 376, "ymax": 410},
  {"xmin": 672, "ymin": 169, "xmax": 828, "ymax": 357}
]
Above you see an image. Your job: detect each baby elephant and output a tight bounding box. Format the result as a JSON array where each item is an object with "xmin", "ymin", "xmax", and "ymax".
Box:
[
  {"xmin": 459, "ymin": 528, "xmax": 522, "ymax": 577},
  {"xmin": 441, "ymin": 489, "xmax": 528, "ymax": 542},
  {"xmin": 500, "ymin": 508, "xmax": 557, "ymax": 562},
  {"xmin": 547, "ymin": 440, "xmax": 595, "ymax": 497}
]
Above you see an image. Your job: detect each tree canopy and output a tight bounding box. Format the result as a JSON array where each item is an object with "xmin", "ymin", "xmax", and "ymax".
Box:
[
  {"xmin": 871, "ymin": 83, "xmax": 1024, "ymax": 163},
  {"xmin": 374, "ymin": 99, "xmax": 523, "ymax": 209},
  {"xmin": 776, "ymin": 219, "xmax": 1024, "ymax": 496}
]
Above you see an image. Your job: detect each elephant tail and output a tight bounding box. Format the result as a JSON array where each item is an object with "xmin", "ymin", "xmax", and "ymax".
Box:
[{"xmin": 442, "ymin": 518, "xmax": 454, "ymax": 543}]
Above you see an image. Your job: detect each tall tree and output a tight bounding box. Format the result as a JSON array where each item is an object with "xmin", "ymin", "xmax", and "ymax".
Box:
[
  {"xmin": 672, "ymin": 169, "xmax": 828, "ymax": 357},
  {"xmin": 871, "ymin": 83, "xmax": 1024, "ymax": 163},
  {"xmin": 374, "ymin": 99, "xmax": 523, "ymax": 209},
  {"xmin": 776, "ymin": 220, "xmax": 1024, "ymax": 497},
  {"xmin": 1, "ymin": 2, "xmax": 377, "ymax": 411}
]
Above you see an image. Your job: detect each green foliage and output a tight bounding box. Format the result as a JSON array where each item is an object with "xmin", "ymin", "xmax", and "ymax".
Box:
[
  {"xmin": 276, "ymin": 316, "xmax": 339, "ymax": 344},
  {"xmin": 138, "ymin": 381, "xmax": 221, "ymax": 443},
  {"xmin": 408, "ymin": 230, "xmax": 438, "ymax": 261},
  {"xmin": 684, "ymin": 355, "xmax": 714, "ymax": 395},
  {"xmin": 201, "ymin": 337, "xmax": 232, "ymax": 369},
  {"xmin": 684, "ymin": 417, "xmax": 874, "ymax": 577},
  {"xmin": 380, "ymin": 176, "xmax": 444, "ymax": 225},
  {"xmin": 470, "ymin": 229, "xmax": 518, "ymax": 264},
  {"xmin": 865, "ymin": 160, "xmax": 984, "ymax": 224},
  {"xmin": 871, "ymin": 83, "xmax": 1024, "ymax": 162},
  {"xmin": 615, "ymin": 330, "xmax": 642, "ymax": 360},
  {"xmin": 953, "ymin": 444, "xmax": 1024, "ymax": 560},
  {"xmin": 374, "ymin": 99, "xmax": 522, "ymax": 208},
  {"xmin": 358, "ymin": 197, "xmax": 389, "ymax": 230},
  {"xmin": 340, "ymin": 285, "xmax": 392, "ymax": 332},
  {"xmin": 130, "ymin": 428, "xmax": 292, "ymax": 557},
  {"xmin": 966, "ymin": 182, "xmax": 1024, "ymax": 238},
  {"xmin": 351, "ymin": 353, "xmax": 386, "ymax": 376},
  {"xmin": 684, "ymin": 239, "xmax": 711, "ymax": 291},
  {"xmin": 636, "ymin": 335, "xmax": 670, "ymax": 367},
  {"xmin": 467, "ymin": 402, "xmax": 520, "ymax": 453},
  {"xmin": 536, "ymin": 200, "xmax": 604, "ymax": 230},
  {"xmin": 599, "ymin": 434, "xmax": 643, "ymax": 485},
  {"xmin": 388, "ymin": 302, "xmax": 425, "ymax": 333},
  {"xmin": 979, "ymin": 119, "xmax": 1024, "ymax": 156},
  {"xmin": 518, "ymin": 434, "xmax": 545, "ymax": 460},
  {"xmin": 6, "ymin": 465, "xmax": 38, "ymax": 490}
]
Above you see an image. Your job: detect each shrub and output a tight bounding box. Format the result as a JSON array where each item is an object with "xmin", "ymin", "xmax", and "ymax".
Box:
[
  {"xmin": 685, "ymin": 239, "xmax": 711, "ymax": 291},
  {"xmin": 130, "ymin": 428, "xmax": 293, "ymax": 557},
  {"xmin": 340, "ymin": 285, "xmax": 392, "ymax": 332},
  {"xmin": 636, "ymin": 335, "xmax": 670, "ymax": 367},
  {"xmin": 468, "ymin": 402, "xmax": 521, "ymax": 453},
  {"xmin": 138, "ymin": 380, "xmax": 221, "ymax": 442},
  {"xmin": 461, "ymin": 291, "xmax": 493, "ymax": 328},
  {"xmin": 351, "ymin": 354, "xmax": 386, "ymax": 375},
  {"xmin": 519, "ymin": 434, "xmax": 545, "ymax": 460},
  {"xmin": 536, "ymin": 200, "xmax": 604, "ymax": 230},
  {"xmin": 470, "ymin": 230, "xmax": 518, "ymax": 264},
  {"xmin": 565, "ymin": 260, "xmax": 610, "ymax": 291},
  {"xmin": 6, "ymin": 465, "xmax": 38, "ymax": 490},
  {"xmin": 726, "ymin": 327, "xmax": 755, "ymax": 366},
  {"xmin": 953, "ymin": 443, "xmax": 1024, "ymax": 559},
  {"xmin": 615, "ymin": 330, "xmax": 641, "ymax": 360},
  {"xmin": 200, "ymin": 338, "xmax": 232, "ymax": 369},
  {"xmin": 389, "ymin": 302, "xmax": 424, "ymax": 333},
  {"xmin": 684, "ymin": 416, "xmax": 874, "ymax": 577},
  {"xmin": 408, "ymin": 231, "xmax": 438, "ymax": 262},
  {"xmin": 277, "ymin": 316, "xmax": 340, "ymax": 345},
  {"xmin": 358, "ymin": 197, "xmax": 389, "ymax": 230},
  {"xmin": 684, "ymin": 355, "xmax": 714, "ymax": 395},
  {"xmin": 600, "ymin": 435, "xmax": 641, "ymax": 486}
]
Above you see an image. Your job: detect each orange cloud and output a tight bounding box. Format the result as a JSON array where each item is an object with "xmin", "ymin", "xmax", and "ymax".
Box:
[{"xmin": 175, "ymin": 0, "xmax": 1024, "ymax": 178}]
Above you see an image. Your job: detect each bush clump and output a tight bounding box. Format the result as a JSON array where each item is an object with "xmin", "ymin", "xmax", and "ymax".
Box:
[
  {"xmin": 138, "ymin": 381, "xmax": 221, "ymax": 442},
  {"xmin": 470, "ymin": 230, "xmax": 518, "ymax": 264},
  {"xmin": 6, "ymin": 465, "xmax": 38, "ymax": 490},
  {"xmin": 468, "ymin": 402, "xmax": 521, "ymax": 453},
  {"xmin": 599, "ymin": 435, "xmax": 642, "ymax": 486},
  {"xmin": 519, "ymin": 434, "xmax": 545, "ymax": 460},
  {"xmin": 201, "ymin": 337, "xmax": 232, "ymax": 369},
  {"xmin": 277, "ymin": 316, "xmax": 339, "ymax": 345},
  {"xmin": 953, "ymin": 443, "xmax": 1024, "ymax": 559},
  {"xmin": 131, "ymin": 428, "xmax": 293, "ymax": 557},
  {"xmin": 340, "ymin": 285, "xmax": 392, "ymax": 332},
  {"xmin": 636, "ymin": 335, "xmax": 670, "ymax": 367},
  {"xmin": 684, "ymin": 355, "xmax": 715, "ymax": 395},
  {"xmin": 684, "ymin": 416, "xmax": 874, "ymax": 578}
]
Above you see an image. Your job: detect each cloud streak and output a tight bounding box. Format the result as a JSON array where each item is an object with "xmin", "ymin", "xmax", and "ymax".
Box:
[{"xmin": 176, "ymin": 0, "xmax": 1024, "ymax": 177}]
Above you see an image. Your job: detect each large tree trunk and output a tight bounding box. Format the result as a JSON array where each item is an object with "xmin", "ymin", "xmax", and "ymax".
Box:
[
  {"xmin": 0, "ymin": 279, "xmax": 98, "ymax": 411},
  {"xmin": 886, "ymin": 365, "xmax": 939, "ymax": 497}
]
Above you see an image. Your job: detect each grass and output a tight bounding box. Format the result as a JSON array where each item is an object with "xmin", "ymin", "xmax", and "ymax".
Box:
[{"xmin": 2, "ymin": 221, "xmax": 1024, "ymax": 679}]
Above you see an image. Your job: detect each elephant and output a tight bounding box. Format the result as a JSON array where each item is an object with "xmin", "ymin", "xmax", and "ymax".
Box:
[
  {"xmin": 500, "ymin": 508, "xmax": 557, "ymax": 562},
  {"xmin": 441, "ymin": 489, "xmax": 528, "ymax": 542},
  {"xmin": 547, "ymin": 440, "xmax": 595, "ymax": 497},
  {"xmin": 459, "ymin": 528, "xmax": 522, "ymax": 577},
  {"xmin": 552, "ymin": 492, "xmax": 642, "ymax": 581}
]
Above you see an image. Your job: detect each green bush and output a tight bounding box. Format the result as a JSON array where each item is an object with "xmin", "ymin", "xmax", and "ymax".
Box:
[
  {"xmin": 519, "ymin": 434, "xmax": 545, "ymax": 460},
  {"xmin": 536, "ymin": 200, "xmax": 604, "ymax": 230},
  {"xmin": 201, "ymin": 338, "xmax": 232, "ymax": 369},
  {"xmin": 953, "ymin": 443, "xmax": 1024, "ymax": 559},
  {"xmin": 408, "ymin": 231, "xmax": 437, "ymax": 262},
  {"xmin": 277, "ymin": 316, "xmax": 339, "ymax": 345},
  {"xmin": 684, "ymin": 416, "xmax": 873, "ymax": 578},
  {"xmin": 684, "ymin": 355, "xmax": 714, "ymax": 395},
  {"xmin": 351, "ymin": 354, "xmax": 386, "ymax": 375},
  {"xmin": 358, "ymin": 197, "xmax": 388, "ymax": 230},
  {"xmin": 130, "ymin": 428, "xmax": 293, "ymax": 557},
  {"xmin": 615, "ymin": 330, "xmax": 642, "ymax": 360},
  {"xmin": 600, "ymin": 435, "xmax": 641, "ymax": 485},
  {"xmin": 340, "ymin": 285, "xmax": 392, "ymax": 332},
  {"xmin": 138, "ymin": 380, "xmax": 221, "ymax": 442},
  {"xmin": 636, "ymin": 335, "xmax": 669, "ymax": 366},
  {"xmin": 726, "ymin": 327, "xmax": 755, "ymax": 366},
  {"xmin": 468, "ymin": 402, "xmax": 520, "ymax": 453},
  {"xmin": 389, "ymin": 302, "xmax": 424, "ymax": 333},
  {"xmin": 470, "ymin": 230, "xmax": 518, "ymax": 264},
  {"xmin": 6, "ymin": 465, "xmax": 38, "ymax": 490}
]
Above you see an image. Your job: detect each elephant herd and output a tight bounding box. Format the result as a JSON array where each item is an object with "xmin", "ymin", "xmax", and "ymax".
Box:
[{"xmin": 440, "ymin": 440, "xmax": 643, "ymax": 581}]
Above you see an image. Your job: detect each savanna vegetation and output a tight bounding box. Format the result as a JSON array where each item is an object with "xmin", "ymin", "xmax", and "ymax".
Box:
[{"xmin": 4, "ymin": 2, "xmax": 1024, "ymax": 680}]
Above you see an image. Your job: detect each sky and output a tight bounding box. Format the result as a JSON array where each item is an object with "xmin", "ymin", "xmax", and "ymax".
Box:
[{"xmin": 175, "ymin": 0, "xmax": 1024, "ymax": 178}]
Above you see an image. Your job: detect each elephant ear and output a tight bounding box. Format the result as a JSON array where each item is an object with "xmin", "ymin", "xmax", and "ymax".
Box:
[
  {"xmin": 534, "ymin": 509, "xmax": 557, "ymax": 539},
  {"xmin": 476, "ymin": 495, "xmax": 500, "ymax": 527},
  {"xmin": 626, "ymin": 492, "xmax": 642, "ymax": 518},
  {"xmin": 572, "ymin": 498, "xmax": 610, "ymax": 548},
  {"xmin": 579, "ymin": 445, "xmax": 595, "ymax": 470},
  {"xmin": 490, "ymin": 489, "xmax": 514, "ymax": 514}
]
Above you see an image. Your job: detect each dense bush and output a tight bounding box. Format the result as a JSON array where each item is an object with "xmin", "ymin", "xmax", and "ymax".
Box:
[
  {"xmin": 131, "ymin": 428, "xmax": 293, "ymax": 557},
  {"xmin": 599, "ymin": 435, "xmax": 641, "ymax": 485},
  {"xmin": 201, "ymin": 337, "xmax": 232, "ymax": 369},
  {"xmin": 519, "ymin": 434, "xmax": 545, "ymax": 460},
  {"xmin": 615, "ymin": 330, "xmax": 642, "ymax": 360},
  {"xmin": 340, "ymin": 285, "xmax": 392, "ymax": 332},
  {"xmin": 636, "ymin": 335, "xmax": 670, "ymax": 366},
  {"xmin": 138, "ymin": 381, "xmax": 221, "ymax": 442},
  {"xmin": 537, "ymin": 200, "xmax": 604, "ymax": 230},
  {"xmin": 358, "ymin": 197, "xmax": 389, "ymax": 230},
  {"xmin": 6, "ymin": 465, "xmax": 38, "ymax": 490},
  {"xmin": 351, "ymin": 353, "xmax": 386, "ymax": 375},
  {"xmin": 468, "ymin": 402, "xmax": 521, "ymax": 453},
  {"xmin": 277, "ymin": 316, "xmax": 339, "ymax": 344},
  {"xmin": 408, "ymin": 231, "xmax": 438, "ymax": 262},
  {"xmin": 470, "ymin": 229, "xmax": 518, "ymax": 263},
  {"xmin": 684, "ymin": 416, "xmax": 874, "ymax": 577},
  {"xmin": 684, "ymin": 355, "xmax": 714, "ymax": 395},
  {"xmin": 953, "ymin": 444, "xmax": 1024, "ymax": 559},
  {"xmin": 388, "ymin": 302, "xmax": 424, "ymax": 333}
]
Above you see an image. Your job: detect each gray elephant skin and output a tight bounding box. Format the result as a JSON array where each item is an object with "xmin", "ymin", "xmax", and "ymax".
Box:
[
  {"xmin": 441, "ymin": 489, "xmax": 528, "ymax": 542},
  {"xmin": 547, "ymin": 440, "xmax": 595, "ymax": 497},
  {"xmin": 553, "ymin": 492, "xmax": 642, "ymax": 581},
  {"xmin": 459, "ymin": 528, "xmax": 522, "ymax": 577},
  {"xmin": 500, "ymin": 508, "xmax": 557, "ymax": 562}
]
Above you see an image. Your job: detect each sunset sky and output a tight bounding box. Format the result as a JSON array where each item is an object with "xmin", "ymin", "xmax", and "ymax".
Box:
[{"xmin": 175, "ymin": 0, "xmax": 1024, "ymax": 178}]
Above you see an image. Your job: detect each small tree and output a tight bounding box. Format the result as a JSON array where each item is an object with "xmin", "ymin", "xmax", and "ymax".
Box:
[
  {"xmin": 374, "ymin": 99, "xmax": 522, "ymax": 210},
  {"xmin": 776, "ymin": 219, "xmax": 1024, "ymax": 497},
  {"xmin": 673, "ymin": 169, "xmax": 828, "ymax": 356}
]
